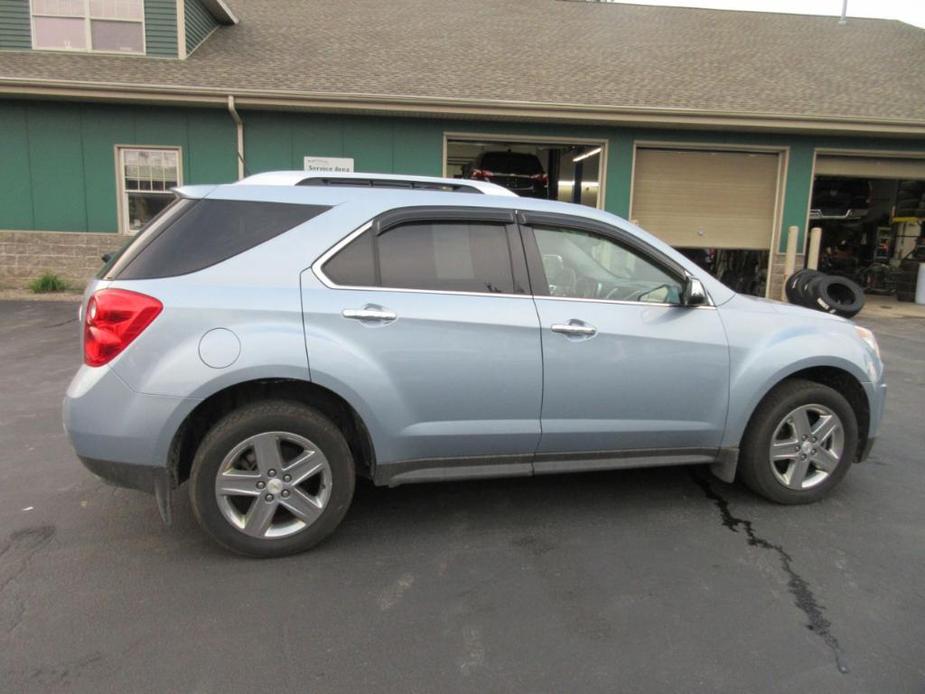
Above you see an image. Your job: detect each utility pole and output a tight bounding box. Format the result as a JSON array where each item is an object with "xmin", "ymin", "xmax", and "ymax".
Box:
[{"xmin": 838, "ymin": 0, "xmax": 848, "ymax": 24}]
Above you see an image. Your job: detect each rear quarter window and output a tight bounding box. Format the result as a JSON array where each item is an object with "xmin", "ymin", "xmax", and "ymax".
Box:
[{"xmin": 109, "ymin": 199, "xmax": 330, "ymax": 280}]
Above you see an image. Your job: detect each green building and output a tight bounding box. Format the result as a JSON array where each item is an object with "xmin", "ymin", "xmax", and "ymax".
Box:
[{"xmin": 2, "ymin": 0, "xmax": 924, "ymax": 295}]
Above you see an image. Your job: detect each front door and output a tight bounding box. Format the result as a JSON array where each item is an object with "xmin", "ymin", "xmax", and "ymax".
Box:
[
  {"xmin": 522, "ymin": 216, "xmax": 730, "ymax": 468},
  {"xmin": 303, "ymin": 207, "xmax": 543, "ymax": 477}
]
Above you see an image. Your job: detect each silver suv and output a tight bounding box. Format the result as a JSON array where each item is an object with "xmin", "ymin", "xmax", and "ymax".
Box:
[{"xmin": 64, "ymin": 172, "xmax": 886, "ymax": 557}]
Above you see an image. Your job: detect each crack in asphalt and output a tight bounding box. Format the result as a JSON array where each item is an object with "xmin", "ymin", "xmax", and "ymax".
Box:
[
  {"xmin": 690, "ymin": 472, "xmax": 849, "ymax": 674},
  {"xmin": 0, "ymin": 526, "xmax": 56, "ymax": 635},
  {"xmin": 43, "ymin": 318, "xmax": 77, "ymax": 328}
]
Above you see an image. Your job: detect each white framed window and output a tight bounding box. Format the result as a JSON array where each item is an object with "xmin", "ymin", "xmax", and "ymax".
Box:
[
  {"xmin": 31, "ymin": 0, "xmax": 145, "ymax": 54},
  {"xmin": 117, "ymin": 146, "xmax": 182, "ymax": 234}
]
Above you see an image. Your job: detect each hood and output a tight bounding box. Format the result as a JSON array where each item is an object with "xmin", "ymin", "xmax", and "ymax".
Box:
[{"xmin": 726, "ymin": 292, "xmax": 849, "ymax": 323}]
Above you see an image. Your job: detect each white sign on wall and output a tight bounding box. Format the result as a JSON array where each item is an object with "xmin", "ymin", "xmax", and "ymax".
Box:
[{"xmin": 303, "ymin": 156, "xmax": 354, "ymax": 173}]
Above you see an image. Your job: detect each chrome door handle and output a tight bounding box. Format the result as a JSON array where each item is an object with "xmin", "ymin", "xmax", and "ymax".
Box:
[
  {"xmin": 551, "ymin": 322, "xmax": 597, "ymax": 337},
  {"xmin": 342, "ymin": 307, "xmax": 397, "ymax": 321}
]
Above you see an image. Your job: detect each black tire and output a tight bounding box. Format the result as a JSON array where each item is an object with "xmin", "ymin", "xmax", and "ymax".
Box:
[
  {"xmin": 189, "ymin": 400, "xmax": 355, "ymax": 557},
  {"xmin": 785, "ymin": 269, "xmax": 821, "ymax": 305},
  {"xmin": 795, "ymin": 270, "xmax": 825, "ymax": 308},
  {"xmin": 738, "ymin": 379, "xmax": 858, "ymax": 504},
  {"xmin": 809, "ymin": 275, "xmax": 865, "ymax": 317}
]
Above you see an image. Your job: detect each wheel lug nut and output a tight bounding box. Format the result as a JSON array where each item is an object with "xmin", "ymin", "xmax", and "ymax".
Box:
[
  {"xmin": 793, "ymin": 445, "xmax": 800, "ymax": 452},
  {"xmin": 268, "ymin": 469, "xmax": 277, "ymax": 477},
  {"xmin": 256, "ymin": 481, "xmax": 266, "ymax": 489},
  {"xmin": 283, "ymin": 474, "xmax": 291, "ymax": 482},
  {"xmin": 265, "ymin": 493, "xmax": 274, "ymax": 502},
  {"xmin": 281, "ymin": 490, "xmax": 290, "ymax": 498}
]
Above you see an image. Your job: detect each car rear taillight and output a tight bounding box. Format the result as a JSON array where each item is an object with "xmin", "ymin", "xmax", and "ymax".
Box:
[
  {"xmin": 470, "ymin": 169, "xmax": 493, "ymax": 180},
  {"xmin": 84, "ymin": 289, "xmax": 162, "ymax": 367},
  {"xmin": 531, "ymin": 173, "xmax": 549, "ymax": 185}
]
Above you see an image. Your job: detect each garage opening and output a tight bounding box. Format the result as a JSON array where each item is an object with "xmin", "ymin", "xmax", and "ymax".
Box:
[
  {"xmin": 810, "ymin": 155, "xmax": 925, "ymax": 301},
  {"xmin": 631, "ymin": 147, "xmax": 782, "ymax": 297},
  {"xmin": 445, "ymin": 136, "xmax": 603, "ymax": 208}
]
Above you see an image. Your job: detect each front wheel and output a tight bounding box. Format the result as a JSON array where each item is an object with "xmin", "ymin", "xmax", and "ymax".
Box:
[
  {"xmin": 738, "ymin": 379, "xmax": 858, "ymax": 504},
  {"xmin": 189, "ymin": 400, "xmax": 355, "ymax": 557}
]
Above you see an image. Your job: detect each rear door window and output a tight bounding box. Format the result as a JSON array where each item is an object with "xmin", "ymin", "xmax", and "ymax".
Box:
[
  {"xmin": 322, "ymin": 219, "xmax": 517, "ymax": 294},
  {"xmin": 378, "ymin": 221, "xmax": 514, "ymax": 293}
]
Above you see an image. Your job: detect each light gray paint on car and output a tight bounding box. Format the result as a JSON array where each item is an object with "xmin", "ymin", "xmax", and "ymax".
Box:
[{"xmin": 62, "ymin": 173, "xmax": 887, "ymax": 519}]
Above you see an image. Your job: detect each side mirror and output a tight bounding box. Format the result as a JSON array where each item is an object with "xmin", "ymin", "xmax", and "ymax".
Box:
[{"xmin": 683, "ymin": 277, "xmax": 708, "ymax": 307}]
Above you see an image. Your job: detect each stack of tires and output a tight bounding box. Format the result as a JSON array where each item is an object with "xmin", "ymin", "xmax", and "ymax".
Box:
[{"xmin": 785, "ymin": 270, "xmax": 865, "ymax": 318}]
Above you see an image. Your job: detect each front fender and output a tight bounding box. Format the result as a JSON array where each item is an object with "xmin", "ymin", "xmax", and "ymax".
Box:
[{"xmin": 718, "ymin": 298, "xmax": 879, "ymax": 450}]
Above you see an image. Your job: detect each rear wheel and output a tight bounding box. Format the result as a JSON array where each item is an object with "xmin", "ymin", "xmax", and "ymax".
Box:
[
  {"xmin": 189, "ymin": 400, "xmax": 355, "ymax": 557},
  {"xmin": 738, "ymin": 380, "xmax": 858, "ymax": 504}
]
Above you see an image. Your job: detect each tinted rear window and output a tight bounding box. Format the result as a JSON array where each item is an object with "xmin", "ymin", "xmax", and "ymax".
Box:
[
  {"xmin": 480, "ymin": 152, "xmax": 543, "ymax": 175},
  {"xmin": 108, "ymin": 199, "xmax": 330, "ymax": 280}
]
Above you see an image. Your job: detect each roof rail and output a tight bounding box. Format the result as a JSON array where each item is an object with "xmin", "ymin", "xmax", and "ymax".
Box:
[
  {"xmin": 237, "ymin": 171, "xmax": 518, "ymax": 196},
  {"xmin": 298, "ymin": 176, "xmax": 484, "ymax": 193}
]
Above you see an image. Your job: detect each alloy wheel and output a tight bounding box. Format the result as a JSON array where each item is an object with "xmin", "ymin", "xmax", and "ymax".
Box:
[
  {"xmin": 769, "ymin": 404, "xmax": 845, "ymax": 490},
  {"xmin": 214, "ymin": 431, "xmax": 332, "ymax": 539}
]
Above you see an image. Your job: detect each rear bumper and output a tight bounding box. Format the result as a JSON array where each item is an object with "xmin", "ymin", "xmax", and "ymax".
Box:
[
  {"xmin": 64, "ymin": 364, "xmax": 195, "ymax": 464},
  {"xmin": 80, "ymin": 456, "xmax": 174, "ymax": 523},
  {"xmin": 79, "ymin": 456, "xmax": 167, "ymax": 495}
]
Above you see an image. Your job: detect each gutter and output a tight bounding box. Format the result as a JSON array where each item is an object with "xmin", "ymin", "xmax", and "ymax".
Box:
[
  {"xmin": 226, "ymin": 94, "xmax": 244, "ymax": 180},
  {"xmin": 2, "ymin": 78, "xmax": 925, "ymax": 138}
]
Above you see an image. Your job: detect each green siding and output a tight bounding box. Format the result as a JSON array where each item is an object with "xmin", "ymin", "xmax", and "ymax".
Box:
[
  {"xmin": 0, "ymin": 0, "xmax": 30, "ymax": 50},
  {"xmin": 0, "ymin": 102, "xmax": 34, "ymax": 228},
  {"xmin": 605, "ymin": 133, "xmax": 634, "ymax": 218},
  {"xmin": 780, "ymin": 142, "xmax": 815, "ymax": 252},
  {"xmin": 145, "ymin": 0, "xmax": 178, "ymax": 58},
  {"xmin": 185, "ymin": 0, "xmax": 219, "ymax": 54},
  {"xmin": 0, "ymin": 100, "xmax": 237, "ymax": 232},
  {"xmin": 4, "ymin": 97, "xmax": 925, "ymax": 240},
  {"xmin": 29, "ymin": 105, "xmax": 87, "ymax": 231}
]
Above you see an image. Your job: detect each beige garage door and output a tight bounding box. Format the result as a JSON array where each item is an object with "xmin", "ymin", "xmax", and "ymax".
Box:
[
  {"xmin": 631, "ymin": 148, "xmax": 780, "ymax": 249},
  {"xmin": 815, "ymin": 155, "xmax": 925, "ymax": 180}
]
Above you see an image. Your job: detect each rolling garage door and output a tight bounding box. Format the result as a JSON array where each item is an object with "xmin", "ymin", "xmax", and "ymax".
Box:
[
  {"xmin": 815, "ymin": 155, "xmax": 925, "ymax": 180},
  {"xmin": 631, "ymin": 148, "xmax": 779, "ymax": 249}
]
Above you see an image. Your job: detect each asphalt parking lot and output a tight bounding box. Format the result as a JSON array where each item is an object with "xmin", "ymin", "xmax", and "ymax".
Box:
[{"xmin": 0, "ymin": 299, "xmax": 923, "ymax": 693}]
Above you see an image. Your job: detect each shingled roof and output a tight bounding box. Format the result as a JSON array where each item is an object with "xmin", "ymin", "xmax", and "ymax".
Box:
[{"xmin": 2, "ymin": 0, "xmax": 924, "ymax": 134}]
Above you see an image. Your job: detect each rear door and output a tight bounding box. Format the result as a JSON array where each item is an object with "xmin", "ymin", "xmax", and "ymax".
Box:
[
  {"xmin": 303, "ymin": 206, "xmax": 543, "ymax": 479},
  {"xmin": 520, "ymin": 212, "xmax": 730, "ymax": 470}
]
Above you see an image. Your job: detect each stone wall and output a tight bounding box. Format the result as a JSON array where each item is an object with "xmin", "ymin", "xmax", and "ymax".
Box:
[
  {"xmin": 0, "ymin": 230, "xmax": 123, "ymax": 289},
  {"xmin": 768, "ymin": 252, "xmax": 805, "ymax": 301}
]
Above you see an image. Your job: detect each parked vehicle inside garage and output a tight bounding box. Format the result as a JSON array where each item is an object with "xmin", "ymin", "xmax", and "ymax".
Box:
[
  {"xmin": 463, "ymin": 151, "xmax": 549, "ymax": 198},
  {"xmin": 64, "ymin": 173, "xmax": 886, "ymax": 557}
]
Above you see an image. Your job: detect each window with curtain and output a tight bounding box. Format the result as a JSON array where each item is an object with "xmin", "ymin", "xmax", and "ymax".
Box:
[{"xmin": 32, "ymin": 0, "xmax": 145, "ymax": 54}]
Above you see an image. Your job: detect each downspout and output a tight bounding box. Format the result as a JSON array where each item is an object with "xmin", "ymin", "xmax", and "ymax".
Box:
[{"xmin": 227, "ymin": 95, "xmax": 245, "ymax": 180}]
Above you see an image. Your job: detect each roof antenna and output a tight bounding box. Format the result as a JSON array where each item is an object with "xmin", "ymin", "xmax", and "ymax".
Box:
[{"xmin": 838, "ymin": 0, "xmax": 848, "ymax": 24}]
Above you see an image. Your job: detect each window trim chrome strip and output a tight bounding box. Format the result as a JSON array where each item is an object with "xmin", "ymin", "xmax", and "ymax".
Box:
[{"xmin": 311, "ymin": 218, "xmax": 717, "ymax": 309}]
